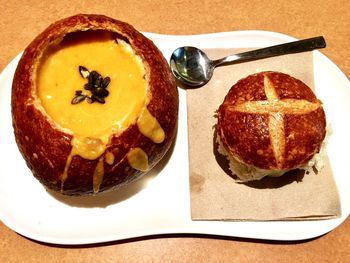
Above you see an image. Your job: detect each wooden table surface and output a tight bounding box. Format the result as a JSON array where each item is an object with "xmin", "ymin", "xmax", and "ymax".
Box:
[{"xmin": 1, "ymin": 1, "xmax": 350, "ymax": 262}]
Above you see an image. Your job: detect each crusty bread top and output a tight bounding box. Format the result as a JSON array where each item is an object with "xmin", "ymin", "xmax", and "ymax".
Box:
[{"xmin": 217, "ymin": 71, "xmax": 326, "ymax": 170}]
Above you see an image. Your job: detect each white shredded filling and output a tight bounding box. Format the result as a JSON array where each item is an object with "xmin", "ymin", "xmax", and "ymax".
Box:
[
  {"xmin": 216, "ymin": 136, "xmax": 288, "ymax": 182},
  {"xmin": 301, "ymin": 125, "xmax": 331, "ymax": 173},
  {"xmin": 216, "ymin": 126, "xmax": 330, "ymax": 182}
]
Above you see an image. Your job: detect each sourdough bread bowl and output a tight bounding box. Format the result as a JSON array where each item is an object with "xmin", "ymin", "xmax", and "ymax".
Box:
[
  {"xmin": 11, "ymin": 14, "xmax": 178, "ymax": 195},
  {"xmin": 217, "ymin": 71, "xmax": 326, "ymax": 182}
]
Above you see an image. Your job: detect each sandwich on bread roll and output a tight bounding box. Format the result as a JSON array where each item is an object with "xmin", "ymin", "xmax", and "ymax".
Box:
[
  {"xmin": 12, "ymin": 14, "xmax": 178, "ymax": 195},
  {"xmin": 217, "ymin": 71, "xmax": 326, "ymax": 182}
]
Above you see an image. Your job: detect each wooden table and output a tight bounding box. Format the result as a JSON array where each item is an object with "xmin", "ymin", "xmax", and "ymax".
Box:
[{"xmin": 1, "ymin": 1, "xmax": 349, "ymax": 262}]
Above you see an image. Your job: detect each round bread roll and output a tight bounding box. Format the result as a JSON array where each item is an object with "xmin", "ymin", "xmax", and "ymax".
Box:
[
  {"xmin": 12, "ymin": 14, "xmax": 178, "ymax": 195},
  {"xmin": 217, "ymin": 71, "xmax": 326, "ymax": 181}
]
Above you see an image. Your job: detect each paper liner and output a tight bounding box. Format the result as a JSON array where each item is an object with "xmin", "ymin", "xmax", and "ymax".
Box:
[{"xmin": 187, "ymin": 48, "xmax": 341, "ymax": 221}]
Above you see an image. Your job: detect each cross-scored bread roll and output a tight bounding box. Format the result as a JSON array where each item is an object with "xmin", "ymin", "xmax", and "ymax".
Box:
[{"xmin": 217, "ymin": 71, "xmax": 326, "ymax": 181}]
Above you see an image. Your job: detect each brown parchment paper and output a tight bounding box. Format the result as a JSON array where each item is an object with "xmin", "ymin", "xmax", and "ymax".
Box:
[{"xmin": 187, "ymin": 49, "xmax": 341, "ymax": 221}]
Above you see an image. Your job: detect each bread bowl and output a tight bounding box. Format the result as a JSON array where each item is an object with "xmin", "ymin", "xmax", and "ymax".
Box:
[
  {"xmin": 217, "ymin": 71, "xmax": 326, "ymax": 181},
  {"xmin": 11, "ymin": 14, "xmax": 178, "ymax": 195}
]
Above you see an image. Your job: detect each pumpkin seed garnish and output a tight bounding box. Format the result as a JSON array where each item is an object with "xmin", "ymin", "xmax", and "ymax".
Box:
[
  {"xmin": 79, "ymin": 66, "xmax": 90, "ymax": 79},
  {"xmin": 102, "ymin": 76, "xmax": 111, "ymax": 89},
  {"xmin": 71, "ymin": 94, "xmax": 87, "ymax": 104},
  {"xmin": 71, "ymin": 66, "xmax": 111, "ymax": 105},
  {"xmin": 92, "ymin": 95, "xmax": 105, "ymax": 104},
  {"xmin": 86, "ymin": 96, "xmax": 93, "ymax": 104}
]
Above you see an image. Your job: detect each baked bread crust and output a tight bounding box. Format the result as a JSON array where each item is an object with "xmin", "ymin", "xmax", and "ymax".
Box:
[
  {"xmin": 217, "ymin": 71, "xmax": 326, "ymax": 172},
  {"xmin": 12, "ymin": 14, "xmax": 178, "ymax": 195}
]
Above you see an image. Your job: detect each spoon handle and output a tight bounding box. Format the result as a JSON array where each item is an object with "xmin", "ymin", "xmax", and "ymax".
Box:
[{"xmin": 213, "ymin": 36, "xmax": 326, "ymax": 67}]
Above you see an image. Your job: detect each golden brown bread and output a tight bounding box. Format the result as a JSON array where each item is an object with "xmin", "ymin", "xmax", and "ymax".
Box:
[
  {"xmin": 11, "ymin": 14, "xmax": 178, "ymax": 195},
  {"xmin": 217, "ymin": 71, "xmax": 326, "ymax": 180}
]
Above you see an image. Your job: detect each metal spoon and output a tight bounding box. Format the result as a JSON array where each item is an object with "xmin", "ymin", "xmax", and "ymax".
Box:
[{"xmin": 169, "ymin": 36, "xmax": 326, "ymax": 87}]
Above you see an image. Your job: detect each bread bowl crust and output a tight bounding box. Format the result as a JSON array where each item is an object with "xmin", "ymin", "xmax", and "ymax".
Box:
[
  {"xmin": 12, "ymin": 14, "xmax": 178, "ymax": 195},
  {"xmin": 217, "ymin": 71, "xmax": 326, "ymax": 171}
]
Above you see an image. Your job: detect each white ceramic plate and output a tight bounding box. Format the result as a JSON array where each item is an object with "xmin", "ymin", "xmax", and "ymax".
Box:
[{"xmin": 1, "ymin": 31, "xmax": 350, "ymax": 245}]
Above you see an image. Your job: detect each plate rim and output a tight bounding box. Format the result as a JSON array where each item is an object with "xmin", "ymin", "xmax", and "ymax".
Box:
[{"xmin": 1, "ymin": 30, "xmax": 349, "ymax": 245}]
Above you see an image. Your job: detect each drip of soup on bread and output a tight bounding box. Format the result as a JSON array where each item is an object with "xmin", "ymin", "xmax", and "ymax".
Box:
[{"xmin": 36, "ymin": 30, "xmax": 165, "ymax": 193}]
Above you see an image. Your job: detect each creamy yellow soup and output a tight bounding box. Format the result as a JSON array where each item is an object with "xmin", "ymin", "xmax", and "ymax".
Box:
[
  {"xmin": 38, "ymin": 32, "xmax": 146, "ymax": 140},
  {"xmin": 36, "ymin": 31, "xmax": 165, "ymax": 193}
]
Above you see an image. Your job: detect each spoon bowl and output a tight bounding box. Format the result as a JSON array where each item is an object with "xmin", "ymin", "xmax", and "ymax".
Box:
[
  {"xmin": 170, "ymin": 47, "xmax": 214, "ymax": 86},
  {"xmin": 170, "ymin": 36, "xmax": 326, "ymax": 87}
]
